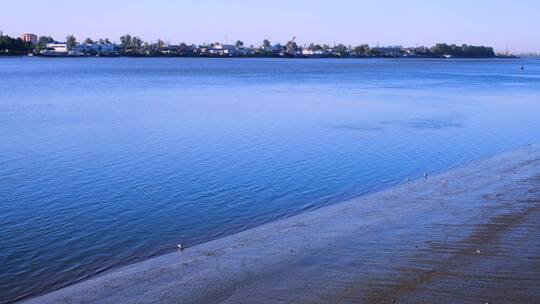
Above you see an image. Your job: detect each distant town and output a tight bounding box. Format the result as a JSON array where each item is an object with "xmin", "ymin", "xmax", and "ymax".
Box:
[{"xmin": 1, "ymin": 32, "xmax": 524, "ymax": 59}]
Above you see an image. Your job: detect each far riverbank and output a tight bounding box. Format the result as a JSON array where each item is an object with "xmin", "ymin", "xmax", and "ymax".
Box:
[{"xmin": 1, "ymin": 53, "xmax": 518, "ymax": 59}]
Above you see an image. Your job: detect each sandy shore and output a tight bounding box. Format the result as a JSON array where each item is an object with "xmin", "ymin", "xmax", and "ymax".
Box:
[{"xmin": 25, "ymin": 144, "xmax": 540, "ymax": 304}]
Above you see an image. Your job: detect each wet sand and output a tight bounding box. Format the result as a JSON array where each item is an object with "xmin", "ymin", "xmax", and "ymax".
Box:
[{"xmin": 26, "ymin": 145, "xmax": 540, "ymax": 304}]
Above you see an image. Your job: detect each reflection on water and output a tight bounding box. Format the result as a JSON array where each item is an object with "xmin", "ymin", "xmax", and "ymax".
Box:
[{"xmin": 0, "ymin": 57, "xmax": 539, "ymax": 302}]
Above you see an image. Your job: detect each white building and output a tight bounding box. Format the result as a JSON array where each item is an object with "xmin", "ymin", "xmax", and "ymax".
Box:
[
  {"xmin": 45, "ymin": 43, "xmax": 68, "ymax": 52},
  {"xmin": 41, "ymin": 43, "xmax": 85, "ymax": 57},
  {"xmin": 40, "ymin": 43, "xmax": 68, "ymax": 56},
  {"xmin": 209, "ymin": 44, "xmax": 237, "ymax": 56},
  {"xmin": 301, "ymin": 49, "xmax": 328, "ymax": 57}
]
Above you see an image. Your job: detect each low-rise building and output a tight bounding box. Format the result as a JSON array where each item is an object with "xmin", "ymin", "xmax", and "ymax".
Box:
[
  {"xmin": 74, "ymin": 43, "xmax": 118, "ymax": 55},
  {"xmin": 209, "ymin": 44, "xmax": 237, "ymax": 56},
  {"xmin": 235, "ymin": 46, "xmax": 256, "ymax": 56},
  {"xmin": 194, "ymin": 45, "xmax": 210, "ymax": 55},
  {"xmin": 301, "ymin": 48, "xmax": 312, "ymax": 56},
  {"xmin": 161, "ymin": 44, "xmax": 195, "ymax": 56},
  {"xmin": 45, "ymin": 43, "xmax": 67, "ymax": 53},
  {"xmin": 41, "ymin": 43, "xmax": 84, "ymax": 57},
  {"xmin": 180, "ymin": 44, "xmax": 196, "ymax": 56},
  {"xmin": 301, "ymin": 48, "xmax": 329, "ymax": 58}
]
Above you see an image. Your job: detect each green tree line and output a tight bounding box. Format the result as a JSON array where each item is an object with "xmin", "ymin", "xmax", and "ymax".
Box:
[
  {"xmin": 0, "ymin": 35, "xmax": 33, "ymax": 54},
  {"xmin": 431, "ymin": 43, "xmax": 495, "ymax": 57}
]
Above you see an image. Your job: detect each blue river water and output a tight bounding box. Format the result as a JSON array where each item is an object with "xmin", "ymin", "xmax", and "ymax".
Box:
[{"xmin": 1, "ymin": 57, "xmax": 539, "ymax": 303}]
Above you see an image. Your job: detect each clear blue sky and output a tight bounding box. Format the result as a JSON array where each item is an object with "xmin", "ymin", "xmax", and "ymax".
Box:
[{"xmin": 2, "ymin": 0, "xmax": 539, "ymax": 52}]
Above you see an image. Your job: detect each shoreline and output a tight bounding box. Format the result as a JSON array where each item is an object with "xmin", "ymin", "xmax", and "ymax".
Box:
[
  {"xmin": 1, "ymin": 54, "xmax": 517, "ymax": 59},
  {"xmin": 25, "ymin": 144, "xmax": 540, "ymax": 303}
]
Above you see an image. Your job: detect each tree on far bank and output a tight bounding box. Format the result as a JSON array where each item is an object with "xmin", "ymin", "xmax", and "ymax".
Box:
[
  {"xmin": 430, "ymin": 43, "xmax": 494, "ymax": 57},
  {"xmin": 333, "ymin": 44, "xmax": 348, "ymax": 55},
  {"xmin": 120, "ymin": 34, "xmax": 132, "ymax": 51},
  {"xmin": 354, "ymin": 44, "xmax": 370, "ymax": 56},
  {"xmin": 309, "ymin": 43, "xmax": 322, "ymax": 51},
  {"xmin": 66, "ymin": 35, "xmax": 77, "ymax": 50},
  {"xmin": 36, "ymin": 36, "xmax": 54, "ymax": 50},
  {"xmin": 119, "ymin": 34, "xmax": 142, "ymax": 53},
  {"xmin": 131, "ymin": 36, "xmax": 142, "ymax": 51},
  {"xmin": 285, "ymin": 39, "xmax": 298, "ymax": 53},
  {"xmin": 84, "ymin": 38, "xmax": 95, "ymax": 44},
  {"xmin": 235, "ymin": 40, "xmax": 244, "ymax": 48},
  {"xmin": 156, "ymin": 39, "xmax": 165, "ymax": 51},
  {"xmin": 0, "ymin": 35, "xmax": 33, "ymax": 53}
]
